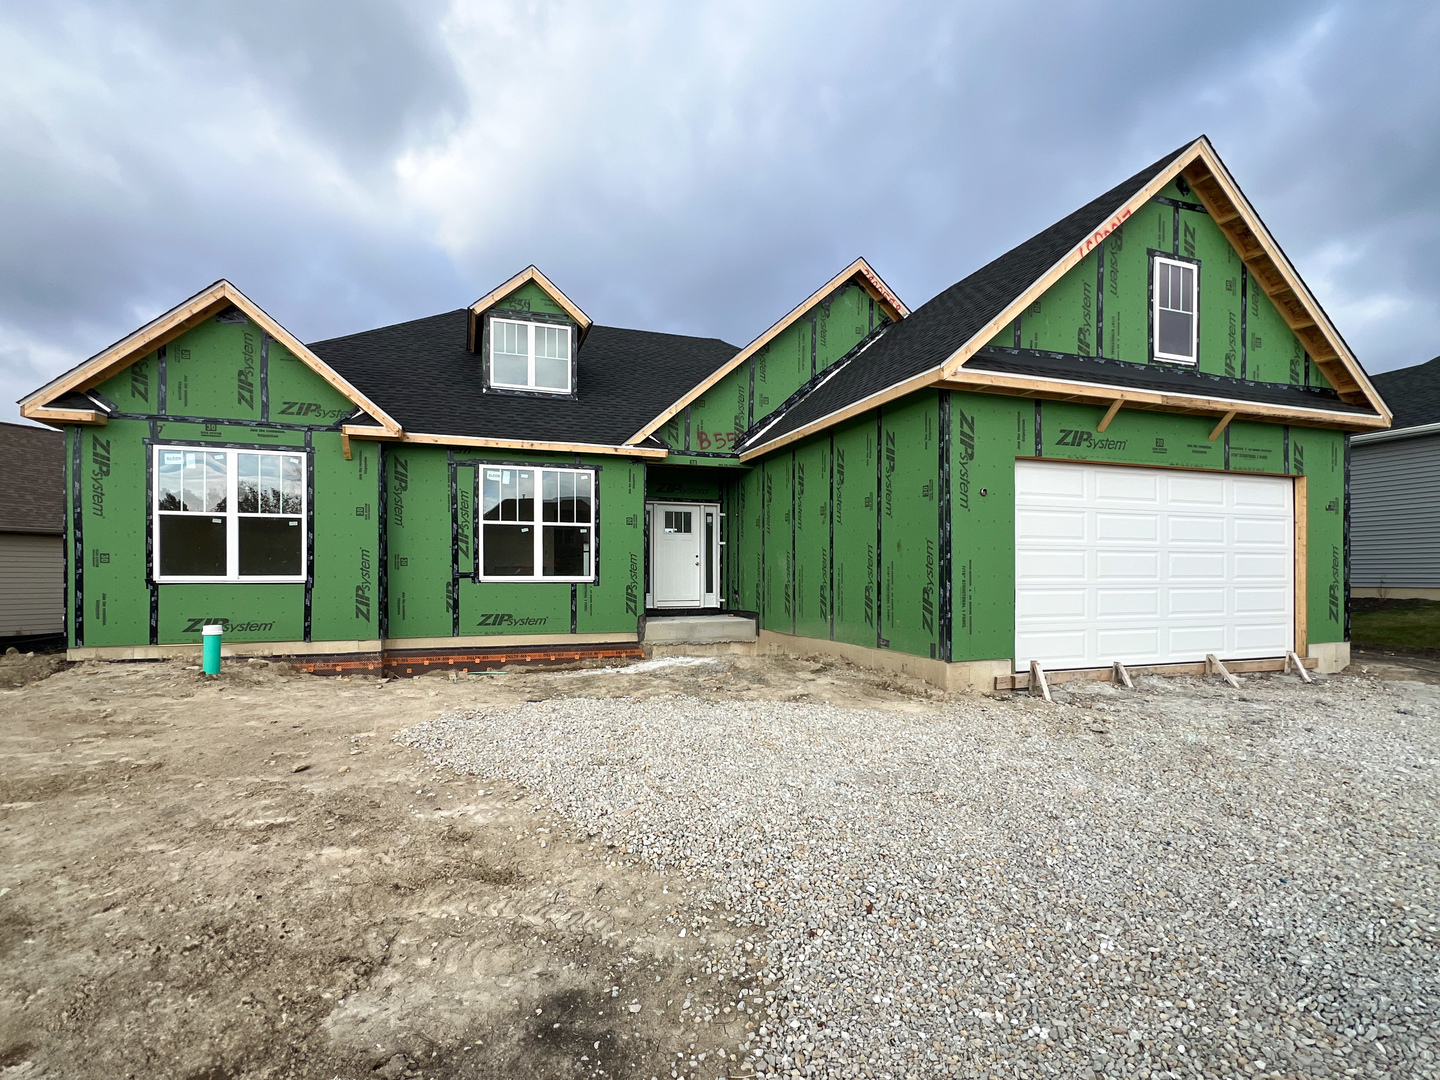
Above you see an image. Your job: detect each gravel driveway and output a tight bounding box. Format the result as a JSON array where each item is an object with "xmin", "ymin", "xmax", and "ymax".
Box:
[{"xmin": 402, "ymin": 665, "xmax": 1439, "ymax": 1079}]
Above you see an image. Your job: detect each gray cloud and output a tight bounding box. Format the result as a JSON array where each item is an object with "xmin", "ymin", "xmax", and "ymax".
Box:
[{"xmin": 2, "ymin": 0, "xmax": 1437, "ymax": 424}]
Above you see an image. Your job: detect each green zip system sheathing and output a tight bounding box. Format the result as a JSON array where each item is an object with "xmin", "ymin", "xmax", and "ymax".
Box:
[
  {"xmin": 63, "ymin": 308, "xmax": 646, "ymax": 653},
  {"xmin": 728, "ymin": 388, "xmax": 1344, "ymax": 667},
  {"xmin": 668, "ymin": 283, "xmax": 889, "ymax": 465},
  {"xmin": 986, "ymin": 182, "xmax": 1332, "ymax": 390}
]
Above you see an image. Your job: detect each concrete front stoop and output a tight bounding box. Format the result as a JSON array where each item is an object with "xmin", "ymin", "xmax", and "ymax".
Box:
[{"xmin": 641, "ymin": 614, "xmax": 758, "ymax": 647}]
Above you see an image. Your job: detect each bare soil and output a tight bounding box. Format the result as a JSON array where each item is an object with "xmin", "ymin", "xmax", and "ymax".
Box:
[{"xmin": 0, "ymin": 651, "xmax": 937, "ymax": 1080}]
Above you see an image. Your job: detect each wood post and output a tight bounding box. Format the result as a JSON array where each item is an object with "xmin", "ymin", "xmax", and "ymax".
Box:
[
  {"xmin": 1030, "ymin": 660, "xmax": 1052, "ymax": 702},
  {"xmin": 1112, "ymin": 660, "xmax": 1133, "ymax": 689},
  {"xmin": 1285, "ymin": 650, "xmax": 1313, "ymax": 683},
  {"xmin": 341, "ymin": 432, "xmax": 352, "ymax": 461},
  {"xmin": 1206, "ymin": 653, "xmax": 1241, "ymax": 689}
]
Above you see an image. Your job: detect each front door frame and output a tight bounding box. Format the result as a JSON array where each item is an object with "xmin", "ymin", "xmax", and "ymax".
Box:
[{"xmin": 645, "ymin": 500, "xmax": 722, "ymax": 610}]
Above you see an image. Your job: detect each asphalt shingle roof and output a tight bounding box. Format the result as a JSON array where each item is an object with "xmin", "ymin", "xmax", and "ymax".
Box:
[
  {"xmin": 1369, "ymin": 357, "xmax": 1440, "ymax": 430},
  {"xmin": 309, "ymin": 310, "xmax": 738, "ymax": 446},
  {"xmin": 741, "ymin": 141, "xmax": 1208, "ymax": 450},
  {"xmin": 0, "ymin": 422, "xmax": 64, "ymax": 534}
]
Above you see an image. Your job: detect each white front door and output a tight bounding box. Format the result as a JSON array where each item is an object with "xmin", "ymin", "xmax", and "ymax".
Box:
[
  {"xmin": 649, "ymin": 502, "xmax": 720, "ymax": 608},
  {"xmin": 1014, "ymin": 460, "xmax": 1294, "ymax": 671}
]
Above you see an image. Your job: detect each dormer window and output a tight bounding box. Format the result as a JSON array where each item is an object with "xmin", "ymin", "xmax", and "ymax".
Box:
[{"xmin": 489, "ymin": 317, "xmax": 572, "ymax": 393}]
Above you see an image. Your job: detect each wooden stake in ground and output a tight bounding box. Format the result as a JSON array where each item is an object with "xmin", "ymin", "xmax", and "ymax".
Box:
[
  {"xmin": 1112, "ymin": 660, "xmax": 1134, "ymax": 689},
  {"xmin": 1029, "ymin": 659, "xmax": 1052, "ymax": 702},
  {"xmin": 1285, "ymin": 650, "xmax": 1314, "ymax": 683},
  {"xmin": 1206, "ymin": 653, "xmax": 1242, "ymax": 689}
]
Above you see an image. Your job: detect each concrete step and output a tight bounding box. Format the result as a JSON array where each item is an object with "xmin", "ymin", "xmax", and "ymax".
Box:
[{"xmin": 642, "ymin": 614, "xmax": 757, "ymax": 644}]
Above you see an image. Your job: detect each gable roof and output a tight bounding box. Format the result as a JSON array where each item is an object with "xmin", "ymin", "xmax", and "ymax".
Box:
[
  {"xmin": 468, "ymin": 265, "xmax": 593, "ymax": 349},
  {"xmin": 310, "ymin": 310, "xmax": 738, "ymax": 450},
  {"xmin": 738, "ymin": 137, "xmax": 1390, "ymax": 459},
  {"xmin": 19, "ymin": 280, "xmax": 403, "ymax": 437},
  {"xmin": 625, "ymin": 257, "xmax": 907, "ymax": 445},
  {"xmin": 0, "ymin": 422, "xmax": 63, "ymax": 534}
]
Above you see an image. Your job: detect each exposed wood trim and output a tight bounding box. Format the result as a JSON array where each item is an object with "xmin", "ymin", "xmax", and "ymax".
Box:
[
  {"xmin": 1015, "ymin": 454, "xmax": 1298, "ymax": 479},
  {"xmin": 18, "ymin": 280, "xmax": 405, "ymax": 439},
  {"xmin": 468, "ymin": 265, "xmax": 593, "ymax": 343},
  {"xmin": 1294, "ymin": 475, "xmax": 1308, "ymax": 658},
  {"xmin": 626, "ymin": 257, "xmax": 908, "ymax": 446},
  {"xmin": 1206, "ymin": 653, "xmax": 1242, "ymax": 689},
  {"xmin": 360, "ymin": 430, "xmax": 669, "ymax": 459},
  {"xmin": 1030, "ymin": 660, "xmax": 1052, "ymax": 702},
  {"xmin": 997, "ymin": 654, "xmax": 1317, "ymax": 690},
  {"xmin": 1285, "ymin": 650, "xmax": 1313, "ymax": 683},
  {"xmin": 1097, "ymin": 397, "xmax": 1123, "ymax": 433},
  {"xmin": 18, "ymin": 406, "xmax": 107, "ymax": 426},
  {"xmin": 1208, "ymin": 410, "xmax": 1236, "ymax": 442},
  {"xmin": 737, "ymin": 368, "xmax": 940, "ymax": 461},
  {"xmin": 1181, "ymin": 144, "xmax": 1389, "ymax": 419},
  {"xmin": 937, "ymin": 369, "xmax": 1389, "ymax": 431},
  {"xmin": 340, "ymin": 433, "xmax": 352, "ymax": 461}
]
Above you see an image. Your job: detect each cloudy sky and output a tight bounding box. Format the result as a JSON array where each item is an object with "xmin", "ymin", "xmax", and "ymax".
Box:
[{"xmin": 3, "ymin": 1, "xmax": 1438, "ymax": 424}]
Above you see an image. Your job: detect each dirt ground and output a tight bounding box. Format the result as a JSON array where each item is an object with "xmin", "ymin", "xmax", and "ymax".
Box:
[{"xmin": 0, "ymin": 650, "xmax": 943, "ymax": 1080}]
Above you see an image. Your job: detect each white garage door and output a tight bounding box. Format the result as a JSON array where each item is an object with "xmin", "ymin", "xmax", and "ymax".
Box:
[{"xmin": 1015, "ymin": 460, "xmax": 1294, "ymax": 671}]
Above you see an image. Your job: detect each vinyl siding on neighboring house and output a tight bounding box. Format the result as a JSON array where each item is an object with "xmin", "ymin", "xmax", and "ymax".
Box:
[
  {"xmin": 1351, "ymin": 433, "xmax": 1440, "ymax": 588},
  {"xmin": 0, "ymin": 533, "xmax": 64, "ymax": 635}
]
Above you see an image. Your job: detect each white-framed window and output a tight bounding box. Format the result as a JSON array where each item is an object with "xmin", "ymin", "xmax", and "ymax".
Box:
[
  {"xmin": 489, "ymin": 318, "xmax": 572, "ymax": 393},
  {"xmin": 1152, "ymin": 255, "xmax": 1198, "ymax": 364},
  {"xmin": 154, "ymin": 446, "xmax": 306, "ymax": 582},
  {"xmin": 480, "ymin": 466, "xmax": 594, "ymax": 580}
]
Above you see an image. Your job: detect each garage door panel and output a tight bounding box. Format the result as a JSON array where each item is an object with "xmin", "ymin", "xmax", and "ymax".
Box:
[
  {"xmin": 1096, "ymin": 513, "xmax": 1158, "ymax": 541},
  {"xmin": 1169, "ymin": 552, "xmax": 1227, "ymax": 580},
  {"xmin": 1234, "ymin": 623, "xmax": 1291, "ymax": 650},
  {"xmin": 1168, "ymin": 475, "xmax": 1226, "ymax": 504},
  {"xmin": 1096, "ymin": 627, "xmax": 1160, "ymax": 657},
  {"xmin": 1235, "ymin": 587, "xmax": 1288, "ymax": 614},
  {"xmin": 1016, "ymin": 461, "xmax": 1293, "ymax": 670},
  {"xmin": 1096, "ymin": 588, "xmax": 1159, "ymax": 616},
  {"xmin": 1097, "ymin": 552, "xmax": 1158, "ymax": 579},
  {"xmin": 1015, "ymin": 629, "xmax": 1089, "ymax": 667},
  {"xmin": 1233, "ymin": 516, "xmax": 1290, "ymax": 545},
  {"xmin": 1234, "ymin": 553, "xmax": 1290, "ymax": 580},
  {"xmin": 1169, "ymin": 515, "xmax": 1226, "ymax": 543},
  {"xmin": 1168, "ymin": 588, "xmax": 1226, "ymax": 615},
  {"xmin": 1017, "ymin": 467, "xmax": 1086, "ymax": 499},
  {"xmin": 1016, "ymin": 550, "xmax": 1087, "ymax": 581},
  {"xmin": 1168, "ymin": 625, "xmax": 1228, "ymax": 654},
  {"xmin": 1017, "ymin": 588, "xmax": 1086, "ymax": 617},
  {"xmin": 1095, "ymin": 470, "xmax": 1157, "ymax": 501},
  {"xmin": 1016, "ymin": 508, "xmax": 1087, "ymax": 541}
]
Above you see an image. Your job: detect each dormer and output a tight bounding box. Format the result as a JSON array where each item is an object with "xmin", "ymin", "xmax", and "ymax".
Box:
[{"xmin": 468, "ymin": 266, "xmax": 593, "ymax": 398}]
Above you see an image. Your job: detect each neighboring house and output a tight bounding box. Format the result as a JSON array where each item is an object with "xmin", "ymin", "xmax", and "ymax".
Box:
[
  {"xmin": 18, "ymin": 136, "xmax": 1390, "ymax": 687},
  {"xmin": 0, "ymin": 421, "xmax": 65, "ymax": 649},
  {"xmin": 1351, "ymin": 355, "xmax": 1440, "ymax": 599}
]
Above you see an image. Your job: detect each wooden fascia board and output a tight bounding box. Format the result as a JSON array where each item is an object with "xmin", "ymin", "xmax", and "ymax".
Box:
[
  {"xmin": 18, "ymin": 280, "xmax": 233, "ymax": 412},
  {"xmin": 937, "ymin": 368, "xmax": 1390, "ymax": 431},
  {"xmin": 736, "ymin": 368, "xmax": 941, "ymax": 461},
  {"xmin": 1181, "ymin": 142, "xmax": 1390, "ymax": 422},
  {"xmin": 468, "ymin": 265, "xmax": 594, "ymax": 339},
  {"xmin": 18, "ymin": 405, "xmax": 107, "ymax": 426},
  {"xmin": 19, "ymin": 280, "xmax": 405, "ymax": 440},
  {"xmin": 366, "ymin": 430, "xmax": 668, "ymax": 459},
  {"xmin": 626, "ymin": 257, "xmax": 906, "ymax": 446}
]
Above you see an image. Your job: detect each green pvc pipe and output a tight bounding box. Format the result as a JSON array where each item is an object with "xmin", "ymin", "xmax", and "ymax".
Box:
[{"xmin": 202, "ymin": 624, "xmax": 223, "ymax": 675}]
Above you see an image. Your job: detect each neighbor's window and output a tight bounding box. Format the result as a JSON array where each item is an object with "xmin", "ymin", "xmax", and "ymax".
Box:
[
  {"xmin": 1152, "ymin": 255, "xmax": 1198, "ymax": 364},
  {"xmin": 480, "ymin": 466, "xmax": 594, "ymax": 580},
  {"xmin": 489, "ymin": 318, "xmax": 572, "ymax": 393},
  {"xmin": 155, "ymin": 447, "xmax": 305, "ymax": 581}
]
